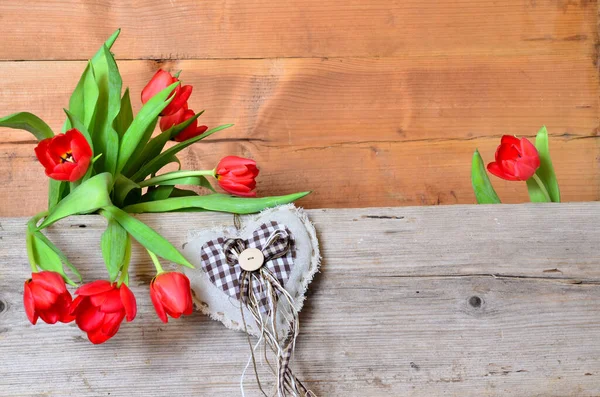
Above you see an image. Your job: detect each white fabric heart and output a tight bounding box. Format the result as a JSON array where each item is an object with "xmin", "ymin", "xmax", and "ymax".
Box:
[{"xmin": 182, "ymin": 204, "xmax": 320, "ymax": 338}]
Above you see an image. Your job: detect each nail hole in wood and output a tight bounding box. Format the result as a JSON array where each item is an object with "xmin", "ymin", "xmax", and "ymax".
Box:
[
  {"xmin": 468, "ymin": 296, "xmax": 482, "ymax": 308},
  {"xmin": 0, "ymin": 300, "xmax": 6, "ymax": 313}
]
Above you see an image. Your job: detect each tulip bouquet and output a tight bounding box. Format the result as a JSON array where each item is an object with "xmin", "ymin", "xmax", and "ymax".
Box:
[
  {"xmin": 0, "ymin": 30, "xmax": 308, "ymax": 343},
  {"xmin": 472, "ymin": 126, "xmax": 560, "ymax": 203}
]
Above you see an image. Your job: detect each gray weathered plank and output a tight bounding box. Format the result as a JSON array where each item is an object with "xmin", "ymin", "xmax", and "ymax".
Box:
[{"xmin": 0, "ymin": 204, "xmax": 599, "ymax": 396}]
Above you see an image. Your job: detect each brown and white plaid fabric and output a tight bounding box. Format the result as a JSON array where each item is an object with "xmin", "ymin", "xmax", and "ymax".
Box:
[{"xmin": 199, "ymin": 221, "xmax": 296, "ymax": 313}]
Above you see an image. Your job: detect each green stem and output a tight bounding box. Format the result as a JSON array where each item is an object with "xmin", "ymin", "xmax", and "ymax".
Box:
[
  {"xmin": 138, "ymin": 169, "xmax": 215, "ymax": 188},
  {"xmin": 117, "ymin": 258, "xmax": 130, "ymax": 287},
  {"xmin": 147, "ymin": 249, "xmax": 164, "ymax": 274},
  {"xmin": 25, "ymin": 211, "xmax": 49, "ymax": 273},
  {"xmin": 532, "ymin": 173, "xmax": 551, "ymax": 202}
]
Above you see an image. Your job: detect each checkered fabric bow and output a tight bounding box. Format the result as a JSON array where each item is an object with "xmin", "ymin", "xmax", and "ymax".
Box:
[{"xmin": 199, "ymin": 221, "xmax": 296, "ymax": 313}]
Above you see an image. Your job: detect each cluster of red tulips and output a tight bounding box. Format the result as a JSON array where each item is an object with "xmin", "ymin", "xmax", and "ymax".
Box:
[{"xmin": 0, "ymin": 30, "xmax": 308, "ymax": 344}]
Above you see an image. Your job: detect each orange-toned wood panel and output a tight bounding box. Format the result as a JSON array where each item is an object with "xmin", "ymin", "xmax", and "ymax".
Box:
[
  {"xmin": 0, "ymin": 0, "xmax": 595, "ymax": 60},
  {"xmin": 1, "ymin": 137, "xmax": 597, "ymax": 216},
  {"xmin": 0, "ymin": 56, "xmax": 596, "ymax": 144}
]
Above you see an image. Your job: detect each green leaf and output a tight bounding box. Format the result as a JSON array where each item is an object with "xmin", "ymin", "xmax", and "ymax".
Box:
[
  {"xmin": 131, "ymin": 124, "xmax": 233, "ymax": 181},
  {"xmin": 32, "ymin": 231, "xmax": 81, "ymax": 284},
  {"xmin": 101, "ymin": 205, "xmax": 193, "ymax": 268},
  {"xmin": 526, "ymin": 177, "xmax": 551, "ymax": 203},
  {"xmin": 116, "ymin": 82, "xmax": 179, "ymax": 174},
  {"xmin": 62, "ymin": 62, "xmax": 99, "ymax": 133},
  {"xmin": 101, "ymin": 213, "xmax": 129, "ymax": 281},
  {"xmin": 48, "ymin": 180, "xmax": 67, "ymax": 209},
  {"xmin": 38, "ymin": 173, "xmax": 113, "ymax": 229},
  {"xmin": 124, "ymin": 192, "xmax": 311, "ymax": 214},
  {"xmin": 124, "ymin": 111, "xmax": 204, "ymax": 176},
  {"xmin": 146, "ymin": 175, "xmax": 215, "ymax": 190},
  {"xmin": 121, "ymin": 118, "xmax": 158, "ymax": 177},
  {"xmin": 63, "ymin": 109, "xmax": 94, "ymax": 154},
  {"xmin": 0, "ymin": 112, "xmax": 54, "ymax": 140},
  {"xmin": 471, "ymin": 150, "xmax": 501, "ymax": 204},
  {"xmin": 91, "ymin": 29, "xmax": 121, "ymax": 64},
  {"xmin": 113, "ymin": 174, "xmax": 141, "ymax": 207},
  {"xmin": 91, "ymin": 45, "xmax": 122, "ymax": 175},
  {"xmin": 532, "ymin": 126, "xmax": 560, "ymax": 203},
  {"xmin": 114, "ymin": 88, "xmax": 134, "ymax": 137}
]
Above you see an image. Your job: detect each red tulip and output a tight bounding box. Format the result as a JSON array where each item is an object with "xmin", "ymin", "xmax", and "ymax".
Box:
[
  {"xmin": 70, "ymin": 281, "xmax": 136, "ymax": 344},
  {"xmin": 34, "ymin": 129, "xmax": 92, "ymax": 182},
  {"xmin": 150, "ymin": 272, "xmax": 194, "ymax": 323},
  {"xmin": 215, "ymin": 156, "xmax": 259, "ymax": 197},
  {"xmin": 487, "ymin": 135, "xmax": 540, "ymax": 181},
  {"xmin": 159, "ymin": 105, "xmax": 209, "ymax": 142},
  {"xmin": 141, "ymin": 69, "xmax": 192, "ymax": 116},
  {"xmin": 23, "ymin": 271, "xmax": 74, "ymax": 325}
]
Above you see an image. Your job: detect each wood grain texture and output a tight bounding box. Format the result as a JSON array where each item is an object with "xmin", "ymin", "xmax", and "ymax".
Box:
[
  {"xmin": 0, "ymin": 0, "xmax": 596, "ymax": 60},
  {"xmin": 0, "ymin": 204, "xmax": 599, "ymax": 396},
  {"xmin": 0, "ymin": 54, "xmax": 597, "ymax": 215}
]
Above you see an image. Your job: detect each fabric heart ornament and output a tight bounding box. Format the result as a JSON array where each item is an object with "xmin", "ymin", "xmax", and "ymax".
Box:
[{"xmin": 182, "ymin": 204, "xmax": 320, "ymax": 396}]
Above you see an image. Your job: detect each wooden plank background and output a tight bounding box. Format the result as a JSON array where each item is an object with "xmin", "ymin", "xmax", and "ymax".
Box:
[
  {"xmin": 0, "ymin": 0, "xmax": 598, "ymax": 215},
  {"xmin": 0, "ymin": 204, "xmax": 599, "ymax": 395}
]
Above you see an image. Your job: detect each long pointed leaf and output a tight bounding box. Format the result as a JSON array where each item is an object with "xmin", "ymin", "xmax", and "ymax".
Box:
[
  {"xmin": 0, "ymin": 112, "xmax": 54, "ymax": 140},
  {"xmin": 124, "ymin": 192, "xmax": 311, "ymax": 214},
  {"xmin": 101, "ymin": 212, "xmax": 129, "ymax": 282},
  {"xmin": 471, "ymin": 150, "xmax": 501, "ymax": 204},
  {"xmin": 39, "ymin": 173, "xmax": 113, "ymax": 229},
  {"xmin": 116, "ymin": 82, "xmax": 179, "ymax": 173},
  {"xmin": 131, "ymin": 124, "xmax": 233, "ymax": 181},
  {"xmin": 114, "ymin": 88, "xmax": 134, "ymax": 137},
  {"xmin": 101, "ymin": 206, "xmax": 193, "ymax": 268},
  {"xmin": 533, "ymin": 126, "xmax": 560, "ymax": 202}
]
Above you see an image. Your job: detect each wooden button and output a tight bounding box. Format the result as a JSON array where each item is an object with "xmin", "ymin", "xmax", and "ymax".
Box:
[{"xmin": 238, "ymin": 248, "xmax": 264, "ymax": 271}]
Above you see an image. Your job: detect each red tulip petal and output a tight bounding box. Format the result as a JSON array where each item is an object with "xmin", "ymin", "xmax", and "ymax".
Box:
[
  {"xmin": 141, "ymin": 70, "xmax": 175, "ymax": 104},
  {"xmin": 38, "ymin": 309, "xmax": 59, "ymax": 325},
  {"xmin": 23, "ymin": 281, "xmax": 38, "ymax": 325},
  {"xmin": 76, "ymin": 305, "xmax": 106, "ymax": 332},
  {"xmin": 56, "ymin": 293, "xmax": 75, "ymax": 323},
  {"xmin": 47, "ymin": 133, "xmax": 72, "ymax": 158},
  {"xmin": 487, "ymin": 162, "xmax": 515, "ymax": 181},
  {"xmin": 34, "ymin": 138, "xmax": 58, "ymax": 170},
  {"xmin": 68, "ymin": 159, "xmax": 90, "ymax": 182},
  {"xmin": 32, "ymin": 271, "xmax": 67, "ymax": 294},
  {"xmin": 159, "ymin": 105, "xmax": 188, "ymax": 132},
  {"xmin": 101, "ymin": 311, "xmax": 125, "ymax": 336},
  {"xmin": 68, "ymin": 129, "xmax": 92, "ymax": 161},
  {"xmin": 99, "ymin": 289, "xmax": 125, "ymax": 313},
  {"xmin": 69, "ymin": 295, "xmax": 86, "ymax": 315},
  {"xmin": 150, "ymin": 285, "xmax": 168, "ymax": 323},
  {"xmin": 162, "ymin": 85, "xmax": 192, "ymax": 116},
  {"xmin": 119, "ymin": 284, "xmax": 137, "ymax": 322},
  {"xmin": 76, "ymin": 280, "xmax": 114, "ymax": 296},
  {"xmin": 154, "ymin": 273, "xmax": 193, "ymax": 316},
  {"xmin": 87, "ymin": 328, "xmax": 113, "ymax": 344},
  {"xmin": 29, "ymin": 282, "xmax": 58, "ymax": 310},
  {"xmin": 500, "ymin": 135, "xmax": 521, "ymax": 147},
  {"xmin": 514, "ymin": 162, "xmax": 537, "ymax": 181}
]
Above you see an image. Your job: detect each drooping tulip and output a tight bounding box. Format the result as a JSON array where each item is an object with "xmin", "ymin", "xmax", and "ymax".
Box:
[
  {"xmin": 150, "ymin": 272, "xmax": 194, "ymax": 323},
  {"xmin": 23, "ymin": 271, "xmax": 74, "ymax": 325},
  {"xmin": 159, "ymin": 105, "xmax": 208, "ymax": 142},
  {"xmin": 70, "ymin": 280, "xmax": 136, "ymax": 344}
]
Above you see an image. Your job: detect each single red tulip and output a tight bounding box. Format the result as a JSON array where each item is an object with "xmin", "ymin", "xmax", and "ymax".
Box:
[
  {"xmin": 141, "ymin": 69, "xmax": 192, "ymax": 116},
  {"xmin": 23, "ymin": 271, "xmax": 74, "ymax": 325},
  {"xmin": 34, "ymin": 129, "xmax": 92, "ymax": 182},
  {"xmin": 150, "ymin": 272, "xmax": 194, "ymax": 323},
  {"xmin": 215, "ymin": 156, "xmax": 259, "ymax": 197},
  {"xmin": 159, "ymin": 105, "xmax": 208, "ymax": 142},
  {"xmin": 70, "ymin": 280, "xmax": 136, "ymax": 344},
  {"xmin": 487, "ymin": 135, "xmax": 540, "ymax": 181}
]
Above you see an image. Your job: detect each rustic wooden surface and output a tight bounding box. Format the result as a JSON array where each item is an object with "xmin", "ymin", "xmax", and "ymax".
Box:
[
  {"xmin": 0, "ymin": 204, "xmax": 599, "ymax": 396},
  {"xmin": 0, "ymin": 1, "xmax": 598, "ymax": 215}
]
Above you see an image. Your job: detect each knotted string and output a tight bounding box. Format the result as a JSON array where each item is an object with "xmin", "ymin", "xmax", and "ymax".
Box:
[{"xmin": 228, "ymin": 215, "xmax": 316, "ymax": 397}]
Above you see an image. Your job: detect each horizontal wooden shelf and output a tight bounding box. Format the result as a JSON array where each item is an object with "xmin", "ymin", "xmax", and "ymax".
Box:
[{"xmin": 1, "ymin": 203, "xmax": 599, "ymax": 395}]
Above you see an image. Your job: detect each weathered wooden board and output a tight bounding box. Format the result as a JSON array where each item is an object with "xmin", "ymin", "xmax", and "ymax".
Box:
[
  {"xmin": 0, "ymin": 204, "xmax": 599, "ymax": 396},
  {"xmin": 0, "ymin": 0, "xmax": 595, "ymax": 60},
  {"xmin": 0, "ymin": 53, "xmax": 598, "ymax": 215}
]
